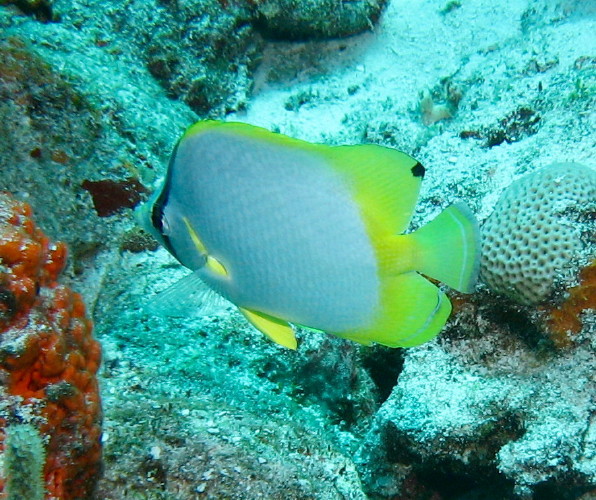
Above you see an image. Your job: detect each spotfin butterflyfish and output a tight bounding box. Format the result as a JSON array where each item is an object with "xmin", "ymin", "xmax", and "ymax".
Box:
[{"xmin": 139, "ymin": 120, "xmax": 480, "ymax": 350}]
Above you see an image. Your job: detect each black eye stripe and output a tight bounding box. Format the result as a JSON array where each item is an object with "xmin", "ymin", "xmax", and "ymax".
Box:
[
  {"xmin": 151, "ymin": 202, "xmax": 164, "ymax": 233},
  {"xmin": 150, "ymin": 139, "xmax": 180, "ymax": 260}
]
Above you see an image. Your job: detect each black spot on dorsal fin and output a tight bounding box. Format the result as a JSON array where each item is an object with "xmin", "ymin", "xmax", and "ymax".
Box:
[{"xmin": 411, "ymin": 162, "xmax": 426, "ymax": 178}]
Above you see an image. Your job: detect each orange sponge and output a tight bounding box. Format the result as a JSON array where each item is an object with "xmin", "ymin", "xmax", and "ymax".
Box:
[
  {"xmin": 0, "ymin": 192, "xmax": 102, "ymax": 499},
  {"xmin": 545, "ymin": 259, "xmax": 596, "ymax": 347}
]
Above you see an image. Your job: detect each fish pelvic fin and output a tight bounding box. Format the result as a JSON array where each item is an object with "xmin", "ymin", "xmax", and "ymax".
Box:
[
  {"xmin": 239, "ymin": 308, "xmax": 297, "ymax": 350},
  {"xmin": 336, "ymin": 272, "xmax": 451, "ymax": 347},
  {"xmin": 145, "ymin": 270, "xmax": 230, "ymax": 318},
  {"xmin": 407, "ymin": 202, "xmax": 480, "ymax": 293}
]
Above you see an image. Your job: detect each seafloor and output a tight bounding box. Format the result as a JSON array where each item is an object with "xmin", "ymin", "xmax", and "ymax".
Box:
[{"xmin": 1, "ymin": 0, "xmax": 596, "ymax": 499}]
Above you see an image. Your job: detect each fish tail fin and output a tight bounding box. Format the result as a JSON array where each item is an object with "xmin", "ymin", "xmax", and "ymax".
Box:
[{"xmin": 410, "ymin": 202, "xmax": 480, "ymax": 293}]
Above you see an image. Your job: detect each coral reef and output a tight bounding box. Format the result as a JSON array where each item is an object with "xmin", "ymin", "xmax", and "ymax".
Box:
[
  {"xmin": 0, "ymin": 192, "xmax": 102, "ymax": 499},
  {"xmin": 1, "ymin": 0, "xmax": 595, "ymax": 498},
  {"xmin": 480, "ymin": 162, "xmax": 596, "ymax": 305}
]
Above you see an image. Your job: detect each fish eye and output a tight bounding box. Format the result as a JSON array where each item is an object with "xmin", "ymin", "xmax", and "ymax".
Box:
[
  {"xmin": 151, "ymin": 201, "xmax": 172, "ymax": 237},
  {"xmin": 161, "ymin": 215, "xmax": 171, "ymax": 235}
]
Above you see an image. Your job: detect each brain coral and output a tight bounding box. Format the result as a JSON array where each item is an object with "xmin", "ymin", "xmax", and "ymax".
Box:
[
  {"xmin": 0, "ymin": 192, "xmax": 102, "ymax": 499},
  {"xmin": 480, "ymin": 162, "xmax": 596, "ymax": 305}
]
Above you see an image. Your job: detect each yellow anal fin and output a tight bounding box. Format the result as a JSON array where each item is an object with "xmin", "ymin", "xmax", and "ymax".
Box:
[
  {"xmin": 239, "ymin": 308, "xmax": 297, "ymax": 350},
  {"xmin": 336, "ymin": 272, "xmax": 452, "ymax": 348}
]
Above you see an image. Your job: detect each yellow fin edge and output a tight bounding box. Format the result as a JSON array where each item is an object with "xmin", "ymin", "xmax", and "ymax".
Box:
[{"xmin": 182, "ymin": 217, "xmax": 229, "ymax": 277}]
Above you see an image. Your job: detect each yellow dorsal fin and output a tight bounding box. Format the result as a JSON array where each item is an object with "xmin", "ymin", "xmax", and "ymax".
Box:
[
  {"xmin": 320, "ymin": 144, "xmax": 424, "ymax": 234},
  {"xmin": 239, "ymin": 308, "xmax": 297, "ymax": 349},
  {"xmin": 183, "ymin": 120, "xmax": 316, "ymax": 152},
  {"xmin": 182, "ymin": 217, "xmax": 229, "ymax": 277}
]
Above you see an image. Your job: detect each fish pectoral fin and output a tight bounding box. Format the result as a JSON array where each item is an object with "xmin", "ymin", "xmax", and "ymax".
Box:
[
  {"xmin": 205, "ymin": 255, "xmax": 228, "ymax": 277},
  {"xmin": 239, "ymin": 308, "xmax": 297, "ymax": 350},
  {"xmin": 145, "ymin": 270, "xmax": 230, "ymax": 317}
]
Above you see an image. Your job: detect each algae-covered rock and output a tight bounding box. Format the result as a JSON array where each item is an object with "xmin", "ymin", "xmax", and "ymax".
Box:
[
  {"xmin": 2, "ymin": 0, "xmax": 391, "ymax": 125},
  {"xmin": 139, "ymin": 0, "xmax": 390, "ymax": 113},
  {"xmin": 0, "ymin": 0, "xmax": 56, "ymax": 22},
  {"xmin": 0, "ymin": 10, "xmax": 193, "ymax": 259},
  {"xmin": 255, "ymin": 0, "xmax": 389, "ymax": 40},
  {"xmin": 356, "ymin": 333, "xmax": 596, "ymax": 498},
  {"xmin": 96, "ymin": 391, "xmax": 366, "ymax": 499},
  {"xmin": 0, "ymin": 37, "xmax": 107, "ymax": 252},
  {"xmin": 143, "ymin": 0, "xmax": 262, "ymax": 116}
]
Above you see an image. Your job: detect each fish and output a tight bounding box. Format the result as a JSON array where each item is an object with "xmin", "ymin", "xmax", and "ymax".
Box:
[{"xmin": 138, "ymin": 120, "xmax": 480, "ymax": 349}]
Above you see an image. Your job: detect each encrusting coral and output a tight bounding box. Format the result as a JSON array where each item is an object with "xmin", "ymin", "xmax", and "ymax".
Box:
[
  {"xmin": 544, "ymin": 258, "xmax": 596, "ymax": 347},
  {"xmin": 0, "ymin": 192, "xmax": 102, "ymax": 499}
]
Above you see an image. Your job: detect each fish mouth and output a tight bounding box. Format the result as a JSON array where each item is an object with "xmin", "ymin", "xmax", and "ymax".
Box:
[{"xmin": 134, "ymin": 199, "xmax": 154, "ymax": 233}]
